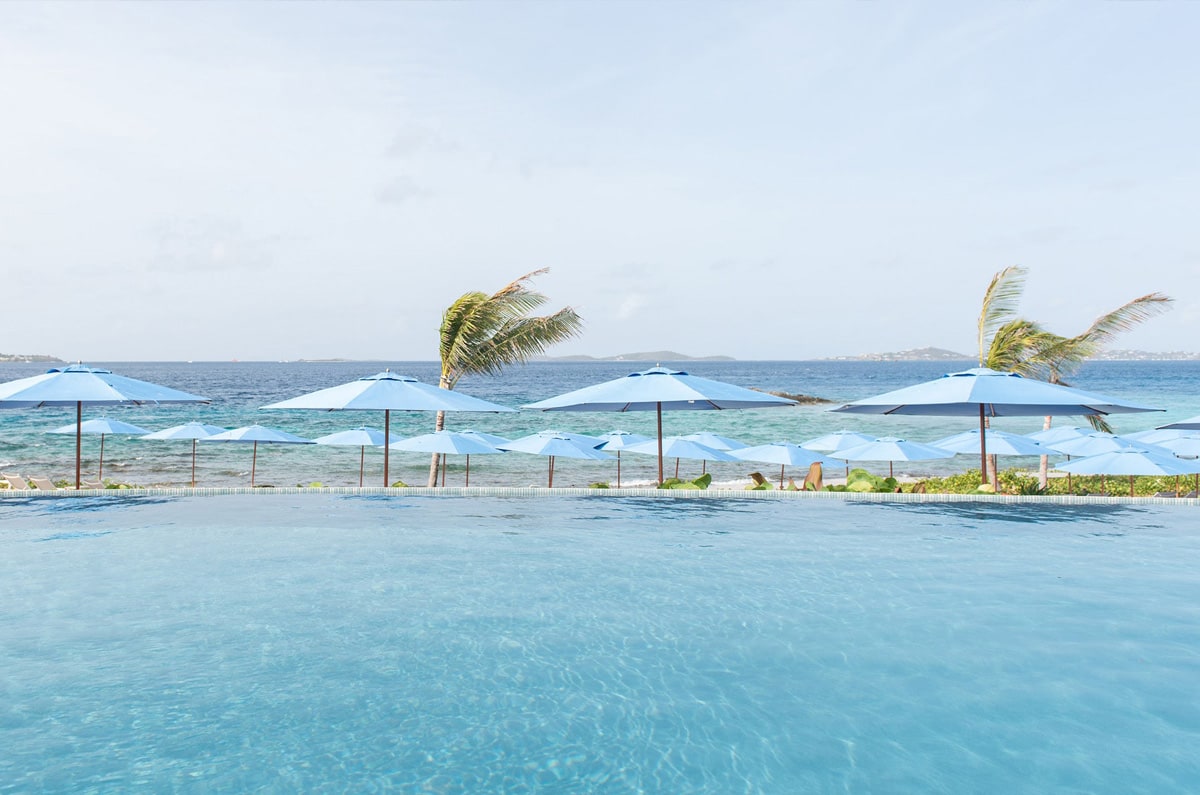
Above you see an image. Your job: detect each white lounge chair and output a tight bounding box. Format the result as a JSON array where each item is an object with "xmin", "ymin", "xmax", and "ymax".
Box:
[
  {"xmin": 30, "ymin": 477, "xmax": 60, "ymax": 491},
  {"xmin": 2, "ymin": 473, "xmax": 31, "ymax": 490},
  {"xmin": 81, "ymin": 479, "xmax": 105, "ymax": 490}
]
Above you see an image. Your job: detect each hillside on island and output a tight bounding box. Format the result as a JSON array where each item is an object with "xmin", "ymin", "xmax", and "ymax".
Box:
[
  {"xmin": 0, "ymin": 353, "xmax": 63, "ymax": 363},
  {"xmin": 539, "ymin": 351, "xmax": 735, "ymax": 362}
]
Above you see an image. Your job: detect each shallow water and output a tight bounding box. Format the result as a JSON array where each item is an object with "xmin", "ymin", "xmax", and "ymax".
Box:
[{"xmin": 1, "ymin": 495, "xmax": 1198, "ymax": 792}]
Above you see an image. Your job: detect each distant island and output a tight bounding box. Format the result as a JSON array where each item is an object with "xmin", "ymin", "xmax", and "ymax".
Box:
[
  {"xmin": 0, "ymin": 353, "xmax": 64, "ymax": 363},
  {"xmin": 539, "ymin": 350, "xmax": 735, "ymax": 362},
  {"xmin": 822, "ymin": 346, "xmax": 1200, "ymax": 362}
]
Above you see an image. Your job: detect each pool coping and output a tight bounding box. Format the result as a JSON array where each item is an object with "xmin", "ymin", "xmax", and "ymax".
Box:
[{"xmin": 0, "ymin": 486, "xmax": 1196, "ymax": 506}]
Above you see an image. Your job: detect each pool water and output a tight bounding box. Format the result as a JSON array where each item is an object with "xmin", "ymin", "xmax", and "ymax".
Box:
[{"xmin": 1, "ymin": 496, "xmax": 1198, "ymax": 793}]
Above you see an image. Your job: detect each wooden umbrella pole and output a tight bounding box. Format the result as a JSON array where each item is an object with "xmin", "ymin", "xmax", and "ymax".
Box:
[
  {"xmin": 251, "ymin": 441, "xmax": 258, "ymax": 487},
  {"xmin": 75, "ymin": 401, "xmax": 82, "ymax": 490},
  {"xmin": 465, "ymin": 455, "xmax": 470, "ymax": 488},
  {"xmin": 359, "ymin": 445, "xmax": 365, "ymax": 488},
  {"xmin": 191, "ymin": 439, "xmax": 197, "ymax": 488},
  {"xmin": 441, "ymin": 455, "xmax": 447, "ymax": 487},
  {"xmin": 978, "ymin": 404, "xmax": 988, "ymax": 486},
  {"xmin": 98, "ymin": 433, "xmax": 106, "ymax": 480},
  {"xmin": 548, "ymin": 455, "xmax": 555, "ymax": 488},
  {"xmin": 1129, "ymin": 475, "xmax": 1135, "ymax": 498},
  {"xmin": 616, "ymin": 451, "xmax": 621, "ymax": 488},
  {"xmin": 383, "ymin": 410, "xmax": 391, "ymax": 487},
  {"xmin": 779, "ymin": 464, "xmax": 785, "ymax": 489},
  {"xmin": 656, "ymin": 402, "xmax": 664, "ymax": 485}
]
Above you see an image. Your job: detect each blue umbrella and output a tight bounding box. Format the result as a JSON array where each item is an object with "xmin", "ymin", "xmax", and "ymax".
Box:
[
  {"xmin": 390, "ymin": 430, "xmax": 505, "ymax": 487},
  {"xmin": 801, "ymin": 430, "xmax": 876, "ymax": 478},
  {"xmin": 523, "ymin": 366, "xmax": 796, "ymax": 484},
  {"xmin": 832, "ymin": 367, "xmax": 1160, "ymax": 484},
  {"xmin": 1056, "ymin": 447, "xmax": 1200, "ymax": 496},
  {"xmin": 931, "ymin": 429, "xmax": 1049, "ymax": 457},
  {"xmin": 830, "ymin": 437, "xmax": 956, "ymax": 479},
  {"xmin": 680, "ymin": 432, "xmax": 747, "ymax": 451},
  {"xmin": 729, "ymin": 442, "xmax": 839, "ymax": 488},
  {"xmin": 204, "ymin": 425, "xmax": 312, "ymax": 487},
  {"xmin": 1157, "ymin": 415, "xmax": 1200, "ymax": 431},
  {"xmin": 313, "ymin": 426, "xmax": 402, "ymax": 487},
  {"xmin": 597, "ymin": 430, "xmax": 653, "ymax": 488},
  {"xmin": 454, "ymin": 429, "xmax": 512, "ymax": 447},
  {"xmin": 0, "ymin": 364, "xmax": 209, "ymax": 488},
  {"xmin": 1026, "ymin": 425, "xmax": 1092, "ymax": 445},
  {"xmin": 497, "ymin": 431, "xmax": 612, "ymax": 488},
  {"xmin": 1124, "ymin": 428, "xmax": 1197, "ymax": 445},
  {"xmin": 47, "ymin": 417, "xmax": 151, "ymax": 481},
  {"xmin": 262, "ymin": 370, "xmax": 514, "ymax": 487},
  {"xmin": 623, "ymin": 436, "xmax": 738, "ymax": 481},
  {"xmin": 141, "ymin": 421, "xmax": 228, "ymax": 487},
  {"xmin": 1045, "ymin": 433, "xmax": 1148, "ymax": 457}
]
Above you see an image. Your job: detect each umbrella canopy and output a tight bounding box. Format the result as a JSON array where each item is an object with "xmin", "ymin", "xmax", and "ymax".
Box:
[
  {"xmin": 1157, "ymin": 415, "xmax": 1200, "ymax": 431},
  {"xmin": 48, "ymin": 417, "xmax": 151, "ymax": 481},
  {"xmin": 832, "ymin": 367, "xmax": 1160, "ymax": 484},
  {"xmin": 800, "ymin": 430, "xmax": 876, "ymax": 452},
  {"xmin": 141, "ymin": 421, "xmax": 227, "ymax": 487},
  {"xmin": 204, "ymin": 425, "xmax": 312, "ymax": 487},
  {"xmin": 830, "ymin": 437, "xmax": 956, "ymax": 479},
  {"xmin": 680, "ymin": 432, "xmax": 747, "ymax": 451},
  {"xmin": 729, "ymin": 442, "xmax": 839, "ymax": 488},
  {"xmin": 597, "ymin": 430, "xmax": 653, "ymax": 488},
  {"xmin": 931, "ymin": 429, "xmax": 1049, "ymax": 457},
  {"xmin": 0, "ymin": 364, "xmax": 208, "ymax": 488},
  {"xmin": 1124, "ymin": 428, "xmax": 1197, "ymax": 445},
  {"xmin": 390, "ymin": 430, "xmax": 505, "ymax": 487},
  {"xmin": 1056, "ymin": 448, "xmax": 1200, "ymax": 496},
  {"xmin": 623, "ymin": 436, "xmax": 738, "ymax": 481},
  {"xmin": 1044, "ymin": 433, "xmax": 1147, "ymax": 457},
  {"xmin": 454, "ymin": 429, "xmax": 512, "ymax": 447},
  {"xmin": 523, "ymin": 366, "xmax": 795, "ymax": 484},
  {"xmin": 262, "ymin": 370, "xmax": 514, "ymax": 487},
  {"xmin": 497, "ymin": 431, "xmax": 612, "ymax": 488},
  {"xmin": 1025, "ymin": 425, "xmax": 1093, "ymax": 445},
  {"xmin": 312, "ymin": 426, "xmax": 402, "ymax": 487}
]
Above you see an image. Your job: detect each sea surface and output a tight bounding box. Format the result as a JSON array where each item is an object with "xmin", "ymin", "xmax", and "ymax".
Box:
[{"xmin": 1, "ymin": 360, "xmax": 1198, "ymax": 488}]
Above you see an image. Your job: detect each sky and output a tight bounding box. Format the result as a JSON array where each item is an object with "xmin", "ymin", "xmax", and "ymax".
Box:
[{"xmin": 1, "ymin": 1, "xmax": 1197, "ymax": 362}]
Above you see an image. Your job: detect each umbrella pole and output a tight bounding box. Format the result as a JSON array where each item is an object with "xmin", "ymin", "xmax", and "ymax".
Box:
[
  {"xmin": 779, "ymin": 464, "xmax": 785, "ymax": 490},
  {"xmin": 191, "ymin": 439, "xmax": 197, "ymax": 488},
  {"xmin": 1130, "ymin": 475, "xmax": 1135, "ymax": 498},
  {"xmin": 251, "ymin": 441, "xmax": 258, "ymax": 487},
  {"xmin": 384, "ymin": 410, "xmax": 391, "ymax": 487},
  {"xmin": 978, "ymin": 404, "xmax": 988, "ymax": 487},
  {"xmin": 656, "ymin": 402, "xmax": 664, "ymax": 486},
  {"xmin": 465, "ymin": 455, "xmax": 470, "ymax": 488},
  {"xmin": 75, "ymin": 401, "xmax": 82, "ymax": 490},
  {"xmin": 889, "ymin": 461, "xmax": 894, "ymax": 479},
  {"xmin": 548, "ymin": 455, "xmax": 554, "ymax": 488},
  {"xmin": 359, "ymin": 445, "xmax": 365, "ymax": 488},
  {"xmin": 616, "ymin": 451, "xmax": 621, "ymax": 489},
  {"xmin": 98, "ymin": 433, "xmax": 106, "ymax": 480},
  {"xmin": 675, "ymin": 457, "xmax": 680, "ymax": 480},
  {"xmin": 441, "ymin": 455, "xmax": 447, "ymax": 487}
]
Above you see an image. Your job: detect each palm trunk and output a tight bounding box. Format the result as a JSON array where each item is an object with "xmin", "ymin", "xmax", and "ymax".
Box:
[
  {"xmin": 426, "ymin": 408, "xmax": 446, "ymax": 487},
  {"xmin": 1038, "ymin": 415, "xmax": 1051, "ymax": 488}
]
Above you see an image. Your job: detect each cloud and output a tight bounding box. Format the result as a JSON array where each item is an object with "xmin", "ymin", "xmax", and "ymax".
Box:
[
  {"xmin": 146, "ymin": 217, "xmax": 277, "ymax": 274},
  {"xmin": 616, "ymin": 293, "xmax": 648, "ymax": 320},
  {"xmin": 377, "ymin": 176, "xmax": 433, "ymax": 205}
]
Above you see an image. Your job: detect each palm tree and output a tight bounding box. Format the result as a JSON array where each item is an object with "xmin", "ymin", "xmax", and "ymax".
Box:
[
  {"xmin": 427, "ymin": 269, "xmax": 583, "ymax": 486},
  {"xmin": 976, "ymin": 265, "xmax": 1172, "ymax": 487}
]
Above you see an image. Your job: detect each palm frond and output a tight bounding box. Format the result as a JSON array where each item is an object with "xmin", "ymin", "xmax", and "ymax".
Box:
[
  {"xmin": 1031, "ymin": 293, "xmax": 1173, "ymax": 380},
  {"xmin": 977, "ymin": 266, "xmax": 1027, "ymax": 365},
  {"xmin": 983, "ymin": 318, "xmax": 1052, "ymax": 375}
]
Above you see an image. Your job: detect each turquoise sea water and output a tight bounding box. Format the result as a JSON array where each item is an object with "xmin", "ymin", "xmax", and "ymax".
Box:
[
  {"xmin": 2, "ymin": 360, "xmax": 1199, "ymax": 487},
  {"xmin": 1, "ymin": 495, "xmax": 1197, "ymax": 792}
]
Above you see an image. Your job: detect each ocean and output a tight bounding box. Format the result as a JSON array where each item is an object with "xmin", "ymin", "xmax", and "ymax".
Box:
[{"xmin": 2, "ymin": 360, "xmax": 1198, "ymax": 488}]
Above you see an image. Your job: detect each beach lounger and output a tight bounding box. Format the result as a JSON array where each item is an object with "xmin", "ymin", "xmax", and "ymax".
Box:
[
  {"xmin": 802, "ymin": 462, "xmax": 823, "ymax": 491},
  {"xmin": 748, "ymin": 472, "xmax": 772, "ymax": 489},
  {"xmin": 81, "ymin": 479, "xmax": 105, "ymax": 490},
  {"xmin": 29, "ymin": 477, "xmax": 60, "ymax": 491},
  {"xmin": 2, "ymin": 473, "xmax": 31, "ymax": 490}
]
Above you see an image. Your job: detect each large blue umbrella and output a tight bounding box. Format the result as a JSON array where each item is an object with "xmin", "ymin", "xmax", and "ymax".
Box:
[
  {"xmin": 1056, "ymin": 448, "xmax": 1200, "ymax": 496},
  {"xmin": 832, "ymin": 367, "xmax": 1160, "ymax": 484},
  {"xmin": 204, "ymin": 425, "xmax": 312, "ymax": 487},
  {"xmin": 497, "ymin": 431, "xmax": 612, "ymax": 488},
  {"xmin": 262, "ymin": 371, "xmax": 514, "ymax": 487},
  {"xmin": 312, "ymin": 427, "xmax": 403, "ymax": 487},
  {"xmin": 390, "ymin": 430, "xmax": 505, "ymax": 487},
  {"xmin": 523, "ymin": 366, "xmax": 796, "ymax": 484},
  {"xmin": 141, "ymin": 421, "xmax": 228, "ymax": 487},
  {"xmin": 0, "ymin": 364, "xmax": 209, "ymax": 488},
  {"xmin": 47, "ymin": 417, "xmax": 151, "ymax": 481}
]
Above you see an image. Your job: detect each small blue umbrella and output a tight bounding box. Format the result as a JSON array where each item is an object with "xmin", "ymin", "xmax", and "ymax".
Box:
[
  {"xmin": 1124, "ymin": 428, "xmax": 1198, "ymax": 445},
  {"xmin": 204, "ymin": 425, "xmax": 312, "ymax": 487},
  {"xmin": 1045, "ymin": 433, "xmax": 1148, "ymax": 457},
  {"xmin": 1026, "ymin": 425, "xmax": 1092, "ymax": 445},
  {"xmin": 48, "ymin": 417, "xmax": 151, "ymax": 481},
  {"xmin": 680, "ymin": 432, "xmax": 747, "ymax": 451},
  {"xmin": 801, "ymin": 430, "xmax": 876, "ymax": 478},
  {"xmin": 523, "ymin": 366, "xmax": 796, "ymax": 484},
  {"xmin": 390, "ymin": 430, "xmax": 505, "ymax": 487},
  {"xmin": 262, "ymin": 371, "xmax": 514, "ymax": 487},
  {"xmin": 832, "ymin": 367, "xmax": 1160, "ymax": 484},
  {"xmin": 623, "ymin": 436, "xmax": 738, "ymax": 481},
  {"xmin": 830, "ymin": 437, "xmax": 956, "ymax": 479},
  {"xmin": 141, "ymin": 421, "xmax": 228, "ymax": 487},
  {"xmin": 454, "ymin": 429, "xmax": 512, "ymax": 447},
  {"xmin": 597, "ymin": 430, "xmax": 653, "ymax": 488},
  {"xmin": 1158, "ymin": 415, "xmax": 1200, "ymax": 430},
  {"xmin": 497, "ymin": 431, "xmax": 612, "ymax": 488},
  {"xmin": 313, "ymin": 427, "xmax": 402, "ymax": 487},
  {"xmin": 0, "ymin": 364, "xmax": 209, "ymax": 489},
  {"xmin": 931, "ymin": 429, "xmax": 1049, "ymax": 457},
  {"xmin": 729, "ymin": 442, "xmax": 839, "ymax": 488}
]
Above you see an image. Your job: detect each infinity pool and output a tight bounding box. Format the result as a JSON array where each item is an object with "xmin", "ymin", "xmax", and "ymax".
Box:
[{"xmin": 1, "ymin": 495, "xmax": 1197, "ymax": 793}]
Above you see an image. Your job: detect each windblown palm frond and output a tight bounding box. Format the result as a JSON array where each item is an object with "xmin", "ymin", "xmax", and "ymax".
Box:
[
  {"xmin": 1035, "ymin": 293, "xmax": 1174, "ymax": 381},
  {"xmin": 977, "ymin": 266, "xmax": 1028, "ymax": 365},
  {"xmin": 983, "ymin": 319, "xmax": 1053, "ymax": 376}
]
